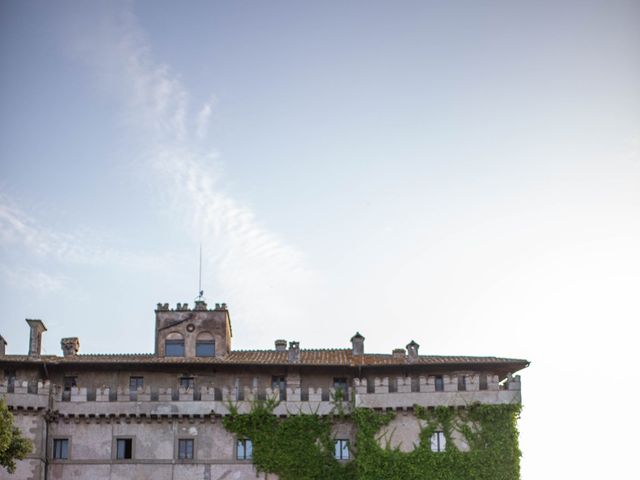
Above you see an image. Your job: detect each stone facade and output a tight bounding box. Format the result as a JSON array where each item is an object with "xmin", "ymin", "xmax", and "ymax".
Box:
[{"xmin": 0, "ymin": 301, "xmax": 528, "ymax": 480}]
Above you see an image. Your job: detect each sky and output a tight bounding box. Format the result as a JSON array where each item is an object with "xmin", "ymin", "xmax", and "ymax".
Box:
[{"xmin": 1, "ymin": 0, "xmax": 639, "ymax": 477}]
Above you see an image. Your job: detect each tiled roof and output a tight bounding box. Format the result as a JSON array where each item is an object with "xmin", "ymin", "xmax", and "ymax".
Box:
[{"xmin": 0, "ymin": 349, "xmax": 529, "ymax": 370}]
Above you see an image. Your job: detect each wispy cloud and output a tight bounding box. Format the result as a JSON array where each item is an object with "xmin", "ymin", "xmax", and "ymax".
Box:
[
  {"xmin": 0, "ymin": 192, "xmax": 163, "ymax": 270},
  {"xmin": 0, "ymin": 265, "xmax": 68, "ymax": 293},
  {"xmin": 71, "ymin": 3, "xmax": 316, "ymax": 341}
]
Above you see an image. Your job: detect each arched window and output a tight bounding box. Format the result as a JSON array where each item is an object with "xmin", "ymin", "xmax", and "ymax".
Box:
[
  {"xmin": 165, "ymin": 332, "xmax": 185, "ymax": 357},
  {"xmin": 196, "ymin": 332, "xmax": 215, "ymax": 357}
]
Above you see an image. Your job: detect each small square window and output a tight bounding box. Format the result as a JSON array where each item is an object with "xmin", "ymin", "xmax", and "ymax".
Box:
[
  {"xmin": 434, "ymin": 375, "xmax": 444, "ymax": 392},
  {"xmin": 178, "ymin": 439, "xmax": 194, "ymax": 460},
  {"xmin": 236, "ymin": 438, "xmax": 253, "ymax": 460},
  {"xmin": 53, "ymin": 438, "xmax": 69, "ymax": 460},
  {"xmin": 180, "ymin": 377, "xmax": 195, "ymax": 390},
  {"xmin": 129, "ymin": 376, "xmax": 144, "ymax": 391},
  {"xmin": 116, "ymin": 438, "xmax": 133, "ymax": 459},
  {"xmin": 334, "ymin": 439, "xmax": 350, "ymax": 460},
  {"xmin": 431, "ymin": 431, "xmax": 446, "ymax": 452}
]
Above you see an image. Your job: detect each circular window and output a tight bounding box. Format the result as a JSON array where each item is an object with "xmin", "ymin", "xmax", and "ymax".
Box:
[{"xmin": 186, "ymin": 323, "xmax": 196, "ymax": 332}]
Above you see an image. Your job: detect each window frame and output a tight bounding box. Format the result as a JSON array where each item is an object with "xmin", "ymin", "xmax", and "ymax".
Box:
[
  {"xmin": 271, "ymin": 375, "xmax": 287, "ymax": 401},
  {"xmin": 333, "ymin": 377, "xmax": 349, "ymax": 401},
  {"xmin": 165, "ymin": 339, "xmax": 185, "ymax": 357},
  {"xmin": 479, "ymin": 374, "xmax": 488, "ymax": 391},
  {"xmin": 179, "ymin": 376, "xmax": 195, "ymax": 390},
  {"xmin": 52, "ymin": 437, "xmax": 70, "ymax": 460},
  {"xmin": 434, "ymin": 375, "xmax": 444, "ymax": 392},
  {"xmin": 430, "ymin": 431, "xmax": 446, "ymax": 452},
  {"xmin": 458, "ymin": 375, "xmax": 467, "ymax": 391},
  {"xmin": 334, "ymin": 438, "xmax": 350, "ymax": 460},
  {"xmin": 113, "ymin": 436, "xmax": 134, "ymax": 461},
  {"xmin": 195, "ymin": 339, "xmax": 215, "ymax": 357},
  {"xmin": 236, "ymin": 438, "xmax": 253, "ymax": 461},
  {"xmin": 129, "ymin": 376, "xmax": 144, "ymax": 392},
  {"xmin": 177, "ymin": 438, "xmax": 195, "ymax": 460}
]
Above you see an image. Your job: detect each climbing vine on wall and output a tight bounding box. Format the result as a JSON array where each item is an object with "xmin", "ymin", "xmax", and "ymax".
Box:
[{"xmin": 223, "ymin": 399, "xmax": 522, "ymax": 480}]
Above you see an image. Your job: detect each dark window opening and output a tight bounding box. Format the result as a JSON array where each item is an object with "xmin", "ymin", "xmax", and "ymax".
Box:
[
  {"xmin": 334, "ymin": 439, "xmax": 350, "ymax": 460},
  {"xmin": 129, "ymin": 377, "xmax": 144, "ymax": 391},
  {"xmin": 53, "ymin": 439, "xmax": 69, "ymax": 460},
  {"xmin": 63, "ymin": 376, "xmax": 77, "ymax": 391},
  {"xmin": 434, "ymin": 375, "xmax": 444, "ymax": 392},
  {"xmin": 116, "ymin": 438, "xmax": 133, "ymax": 459},
  {"xmin": 180, "ymin": 377, "xmax": 195, "ymax": 390},
  {"xmin": 5, "ymin": 370, "xmax": 16, "ymax": 393},
  {"xmin": 479, "ymin": 374, "xmax": 488, "ymax": 391},
  {"xmin": 333, "ymin": 377, "xmax": 349, "ymax": 401},
  {"xmin": 458, "ymin": 375, "xmax": 467, "ymax": 391},
  {"xmin": 272, "ymin": 376, "xmax": 287, "ymax": 401},
  {"xmin": 196, "ymin": 340, "xmax": 215, "ymax": 357},
  {"xmin": 236, "ymin": 439, "xmax": 253, "ymax": 460},
  {"xmin": 178, "ymin": 439, "xmax": 194, "ymax": 459}
]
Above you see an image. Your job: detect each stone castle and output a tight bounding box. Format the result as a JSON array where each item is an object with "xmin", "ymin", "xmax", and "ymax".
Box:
[{"xmin": 0, "ymin": 300, "xmax": 528, "ymax": 479}]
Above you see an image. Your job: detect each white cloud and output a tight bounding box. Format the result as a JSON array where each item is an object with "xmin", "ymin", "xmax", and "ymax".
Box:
[
  {"xmin": 0, "ymin": 265, "xmax": 69, "ymax": 293},
  {"xmin": 0, "ymin": 192, "xmax": 163, "ymax": 270}
]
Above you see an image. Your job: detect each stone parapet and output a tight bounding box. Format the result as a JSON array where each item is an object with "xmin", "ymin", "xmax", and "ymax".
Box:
[{"xmin": 0, "ymin": 374, "xmax": 521, "ymax": 416}]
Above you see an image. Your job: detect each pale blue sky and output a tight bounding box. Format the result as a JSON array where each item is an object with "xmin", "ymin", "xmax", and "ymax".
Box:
[{"xmin": 1, "ymin": 1, "xmax": 639, "ymax": 477}]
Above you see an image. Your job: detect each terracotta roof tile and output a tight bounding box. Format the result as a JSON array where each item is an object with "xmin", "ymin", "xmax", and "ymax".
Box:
[{"xmin": 0, "ymin": 349, "xmax": 529, "ymax": 370}]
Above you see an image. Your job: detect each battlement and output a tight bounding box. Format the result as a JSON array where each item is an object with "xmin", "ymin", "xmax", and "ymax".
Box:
[{"xmin": 0, "ymin": 374, "xmax": 520, "ymax": 417}]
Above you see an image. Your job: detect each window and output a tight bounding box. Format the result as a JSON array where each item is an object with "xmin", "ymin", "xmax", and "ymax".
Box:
[
  {"xmin": 333, "ymin": 377, "xmax": 349, "ymax": 401},
  {"xmin": 4, "ymin": 370, "xmax": 15, "ymax": 393},
  {"xmin": 165, "ymin": 332, "xmax": 185, "ymax": 357},
  {"xmin": 178, "ymin": 439, "xmax": 194, "ymax": 460},
  {"xmin": 458, "ymin": 375, "xmax": 466, "ymax": 391},
  {"xmin": 53, "ymin": 439, "xmax": 69, "ymax": 460},
  {"xmin": 180, "ymin": 377, "xmax": 195, "ymax": 390},
  {"xmin": 434, "ymin": 375, "xmax": 444, "ymax": 392},
  {"xmin": 236, "ymin": 438, "xmax": 253, "ymax": 460},
  {"xmin": 63, "ymin": 376, "xmax": 77, "ymax": 391},
  {"xmin": 272, "ymin": 376, "xmax": 286, "ymax": 401},
  {"xmin": 115, "ymin": 438, "xmax": 133, "ymax": 459},
  {"xmin": 479, "ymin": 374, "xmax": 488, "ymax": 391},
  {"xmin": 129, "ymin": 376, "xmax": 144, "ymax": 392},
  {"xmin": 196, "ymin": 332, "xmax": 215, "ymax": 357},
  {"xmin": 334, "ymin": 439, "xmax": 350, "ymax": 460},
  {"xmin": 431, "ymin": 431, "xmax": 446, "ymax": 452}
]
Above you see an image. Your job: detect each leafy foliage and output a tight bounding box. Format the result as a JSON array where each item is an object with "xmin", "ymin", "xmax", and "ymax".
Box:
[
  {"xmin": 223, "ymin": 400, "xmax": 522, "ymax": 480},
  {"xmin": 0, "ymin": 399, "xmax": 32, "ymax": 474}
]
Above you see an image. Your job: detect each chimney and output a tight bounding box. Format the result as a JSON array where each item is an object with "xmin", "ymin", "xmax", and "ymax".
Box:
[
  {"xmin": 392, "ymin": 348, "xmax": 406, "ymax": 359},
  {"xmin": 350, "ymin": 332, "xmax": 365, "ymax": 355},
  {"xmin": 406, "ymin": 340, "xmax": 419, "ymax": 361},
  {"xmin": 26, "ymin": 319, "xmax": 46, "ymax": 356},
  {"xmin": 288, "ymin": 341, "xmax": 300, "ymax": 363},
  {"xmin": 275, "ymin": 339, "xmax": 287, "ymax": 352},
  {"xmin": 61, "ymin": 337, "xmax": 80, "ymax": 356},
  {"xmin": 0, "ymin": 335, "xmax": 6, "ymax": 355}
]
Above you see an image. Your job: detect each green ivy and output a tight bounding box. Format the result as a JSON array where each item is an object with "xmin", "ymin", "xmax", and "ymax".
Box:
[{"xmin": 223, "ymin": 400, "xmax": 522, "ymax": 480}]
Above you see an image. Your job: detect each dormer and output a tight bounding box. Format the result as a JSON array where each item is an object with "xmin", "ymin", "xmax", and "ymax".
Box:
[{"xmin": 154, "ymin": 300, "xmax": 232, "ymax": 358}]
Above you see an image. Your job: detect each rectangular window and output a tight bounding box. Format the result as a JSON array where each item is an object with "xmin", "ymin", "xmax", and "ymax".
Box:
[
  {"xmin": 458, "ymin": 375, "xmax": 466, "ymax": 391},
  {"xmin": 434, "ymin": 375, "xmax": 444, "ymax": 392},
  {"xmin": 129, "ymin": 376, "xmax": 144, "ymax": 392},
  {"xmin": 116, "ymin": 438, "xmax": 133, "ymax": 459},
  {"xmin": 479, "ymin": 374, "xmax": 488, "ymax": 391},
  {"xmin": 272, "ymin": 376, "xmax": 287, "ymax": 401},
  {"xmin": 63, "ymin": 376, "xmax": 77, "ymax": 392},
  {"xmin": 333, "ymin": 377, "xmax": 349, "ymax": 401},
  {"xmin": 165, "ymin": 340, "xmax": 185, "ymax": 357},
  {"xmin": 180, "ymin": 377, "xmax": 195, "ymax": 390},
  {"xmin": 178, "ymin": 439, "xmax": 194, "ymax": 460},
  {"xmin": 5, "ymin": 370, "xmax": 16, "ymax": 393},
  {"xmin": 431, "ymin": 431, "xmax": 446, "ymax": 452},
  {"xmin": 236, "ymin": 438, "xmax": 253, "ymax": 460},
  {"xmin": 53, "ymin": 438, "xmax": 69, "ymax": 460},
  {"xmin": 334, "ymin": 439, "xmax": 350, "ymax": 460},
  {"xmin": 196, "ymin": 341, "xmax": 215, "ymax": 357}
]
